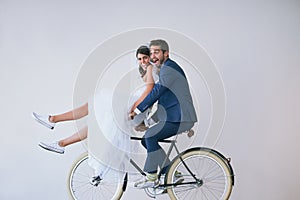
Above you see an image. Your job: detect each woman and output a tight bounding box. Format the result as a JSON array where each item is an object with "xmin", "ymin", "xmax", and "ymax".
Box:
[{"xmin": 33, "ymin": 45, "xmax": 158, "ymax": 155}]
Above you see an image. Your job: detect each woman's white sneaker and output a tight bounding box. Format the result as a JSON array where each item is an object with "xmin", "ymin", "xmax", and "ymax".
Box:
[
  {"xmin": 32, "ymin": 112, "xmax": 55, "ymax": 130},
  {"xmin": 38, "ymin": 142, "xmax": 65, "ymax": 154}
]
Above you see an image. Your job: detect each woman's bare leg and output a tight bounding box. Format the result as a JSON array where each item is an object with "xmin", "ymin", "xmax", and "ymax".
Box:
[
  {"xmin": 50, "ymin": 103, "xmax": 88, "ymax": 123},
  {"xmin": 58, "ymin": 126, "xmax": 88, "ymax": 147}
]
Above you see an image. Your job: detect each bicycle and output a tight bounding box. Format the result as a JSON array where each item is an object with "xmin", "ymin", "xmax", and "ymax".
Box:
[{"xmin": 68, "ymin": 130, "xmax": 235, "ymax": 200}]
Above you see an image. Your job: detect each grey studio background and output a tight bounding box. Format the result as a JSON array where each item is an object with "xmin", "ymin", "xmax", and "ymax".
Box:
[{"xmin": 1, "ymin": 1, "xmax": 299, "ymax": 200}]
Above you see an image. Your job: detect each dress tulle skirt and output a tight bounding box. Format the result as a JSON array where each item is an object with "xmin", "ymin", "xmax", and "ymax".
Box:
[{"xmin": 87, "ymin": 86, "xmax": 148, "ymax": 181}]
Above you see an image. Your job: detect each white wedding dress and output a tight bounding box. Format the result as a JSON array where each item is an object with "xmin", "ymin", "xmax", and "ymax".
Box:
[{"xmin": 87, "ymin": 66, "xmax": 159, "ymax": 182}]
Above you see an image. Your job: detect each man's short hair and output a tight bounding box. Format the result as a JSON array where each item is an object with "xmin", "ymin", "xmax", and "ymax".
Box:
[{"xmin": 150, "ymin": 39, "xmax": 169, "ymax": 52}]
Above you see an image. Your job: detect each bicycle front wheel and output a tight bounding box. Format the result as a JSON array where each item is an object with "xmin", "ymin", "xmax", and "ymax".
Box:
[
  {"xmin": 68, "ymin": 153, "xmax": 124, "ymax": 200},
  {"xmin": 166, "ymin": 148, "xmax": 233, "ymax": 200}
]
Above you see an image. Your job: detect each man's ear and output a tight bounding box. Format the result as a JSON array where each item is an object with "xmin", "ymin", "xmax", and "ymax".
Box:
[{"xmin": 164, "ymin": 51, "xmax": 169, "ymax": 58}]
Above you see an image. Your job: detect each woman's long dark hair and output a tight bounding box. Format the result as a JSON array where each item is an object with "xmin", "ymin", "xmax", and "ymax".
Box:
[{"xmin": 136, "ymin": 45, "xmax": 150, "ymax": 77}]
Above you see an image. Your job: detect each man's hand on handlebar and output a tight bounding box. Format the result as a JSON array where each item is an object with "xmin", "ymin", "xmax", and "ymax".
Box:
[{"xmin": 128, "ymin": 111, "xmax": 137, "ymax": 120}]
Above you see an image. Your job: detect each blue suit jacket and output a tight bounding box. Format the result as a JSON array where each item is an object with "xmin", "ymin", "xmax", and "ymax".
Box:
[{"xmin": 137, "ymin": 58, "xmax": 197, "ymax": 123}]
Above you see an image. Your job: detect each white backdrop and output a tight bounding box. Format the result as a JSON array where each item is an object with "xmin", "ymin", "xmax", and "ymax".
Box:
[{"xmin": 1, "ymin": 0, "xmax": 299, "ymax": 199}]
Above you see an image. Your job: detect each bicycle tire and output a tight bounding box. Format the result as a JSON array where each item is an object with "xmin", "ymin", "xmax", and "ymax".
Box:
[
  {"xmin": 166, "ymin": 148, "xmax": 233, "ymax": 200},
  {"xmin": 68, "ymin": 153, "xmax": 124, "ymax": 200}
]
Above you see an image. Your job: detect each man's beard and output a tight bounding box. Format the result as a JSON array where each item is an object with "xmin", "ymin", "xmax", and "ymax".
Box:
[{"xmin": 151, "ymin": 56, "xmax": 164, "ymax": 68}]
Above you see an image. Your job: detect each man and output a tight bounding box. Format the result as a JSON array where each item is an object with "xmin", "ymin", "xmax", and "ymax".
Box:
[{"xmin": 130, "ymin": 39, "xmax": 197, "ymax": 188}]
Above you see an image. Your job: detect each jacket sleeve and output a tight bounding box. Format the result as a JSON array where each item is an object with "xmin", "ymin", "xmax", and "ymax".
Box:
[
  {"xmin": 136, "ymin": 83, "xmax": 165, "ymax": 113},
  {"xmin": 136, "ymin": 64, "xmax": 177, "ymax": 113}
]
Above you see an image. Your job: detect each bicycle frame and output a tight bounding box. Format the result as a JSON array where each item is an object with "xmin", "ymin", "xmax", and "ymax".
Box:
[{"xmin": 126, "ymin": 136, "xmax": 201, "ymax": 189}]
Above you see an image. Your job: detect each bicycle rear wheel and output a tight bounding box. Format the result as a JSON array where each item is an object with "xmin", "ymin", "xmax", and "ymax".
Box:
[
  {"xmin": 166, "ymin": 148, "xmax": 233, "ymax": 200},
  {"xmin": 68, "ymin": 153, "xmax": 124, "ymax": 200}
]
